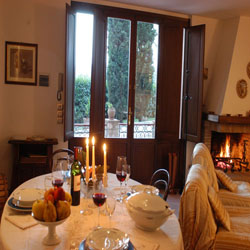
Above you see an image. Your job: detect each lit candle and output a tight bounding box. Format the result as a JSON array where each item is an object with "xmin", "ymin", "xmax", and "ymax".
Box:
[
  {"xmin": 92, "ymin": 136, "xmax": 96, "ymax": 180},
  {"xmin": 86, "ymin": 138, "xmax": 89, "ymax": 183},
  {"xmin": 103, "ymin": 144, "xmax": 107, "ymax": 176}
]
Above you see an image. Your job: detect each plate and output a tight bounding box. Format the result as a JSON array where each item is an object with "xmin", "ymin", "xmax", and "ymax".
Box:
[
  {"xmin": 13, "ymin": 188, "xmax": 44, "ymax": 207},
  {"xmin": 8, "ymin": 198, "xmax": 32, "ymax": 212},
  {"xmin": 131, "ymin": 185, "xmax": 159, "ymax": 195},
  {"xmin": 79, "ymin": 239, "xmax": 134, "ymax": 250},
  {"xmin": 85, "ymin": 228, "xmax": 130, "ymax": 250},
  {"xmin": 11, "ymin": 199, "xmax": 33, "ymax": 208}
]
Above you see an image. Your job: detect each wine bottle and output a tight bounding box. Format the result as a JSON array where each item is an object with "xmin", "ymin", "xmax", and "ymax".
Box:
[{"xmin": 71, "ymin": 146, "xmax": 82, "ymax": 206}]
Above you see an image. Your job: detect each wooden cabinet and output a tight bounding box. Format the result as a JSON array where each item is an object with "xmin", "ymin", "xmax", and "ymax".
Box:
[{"xmin": 9, "ymin": 138, "xmax": 58, "ymax": 192}]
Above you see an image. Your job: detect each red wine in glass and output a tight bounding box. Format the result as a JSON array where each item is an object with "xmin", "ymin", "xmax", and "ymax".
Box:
[
  {"xmin": 116, "ymin": 172, "xmax": 127, "ymax": 182},
  {"xmin": 52, "ymin": 179, "xmax": 64, "ymax": 188},
  {"xmin": 92, "ymin": 193, "xmax": 107, "ymax": 207}
]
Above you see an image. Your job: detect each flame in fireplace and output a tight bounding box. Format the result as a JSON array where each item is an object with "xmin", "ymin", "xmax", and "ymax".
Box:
[{"xmin": 219, "ymin": 135, "xmax": 231, "ymax": 157}]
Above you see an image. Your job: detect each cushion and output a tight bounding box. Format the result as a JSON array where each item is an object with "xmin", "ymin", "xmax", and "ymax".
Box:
[
  {"xmin": 215, "ymin": 206, "xmax": 250, "ymax": 250},
  {"xmin": 208, "ymin": 186, "xmax": 231, "ymax": 231},
  {"xmin": 215, "ymin": 169, "xmax": 237, "ymax": 192},
  {"xmin": 192, "ymin": 143, "xmax": 219, "ymax": 192}
]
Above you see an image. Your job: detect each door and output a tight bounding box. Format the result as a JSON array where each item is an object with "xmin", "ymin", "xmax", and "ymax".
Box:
[
  {"xmin": 103, "ymin": 16, "xmax": 160, "ymax": 183},
  {"xmin": 180, "ymin": 25, "xmax": 205, "ymax": 142},
  {"xmin": 66, "ymin": 2, "xmax": 189, "ymax": 185}
]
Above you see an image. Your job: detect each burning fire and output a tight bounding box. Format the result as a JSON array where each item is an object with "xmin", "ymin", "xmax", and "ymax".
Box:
[{"xmin": 219, "ymin": 135, "xmax": 231, "ymax": 157}]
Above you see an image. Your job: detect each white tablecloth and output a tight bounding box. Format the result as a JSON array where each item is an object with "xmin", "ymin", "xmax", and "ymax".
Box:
[{"xmin": 1, "ymin": 173, "xmax": 184, "ymax": 250}]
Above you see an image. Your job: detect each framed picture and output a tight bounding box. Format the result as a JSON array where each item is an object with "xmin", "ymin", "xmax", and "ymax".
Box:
[{"xmin": 5, "ymin": 41, "xmax": 38, "ymax": 85}]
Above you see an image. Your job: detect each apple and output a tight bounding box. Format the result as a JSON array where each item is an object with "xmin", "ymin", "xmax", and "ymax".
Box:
[
  {"xmin": 54, "ymin": 187, "xmax": 65, "ymax": 201},
  {"xmin": 44, "ymin": 188, "xmax": 55, "ymax": 201}
]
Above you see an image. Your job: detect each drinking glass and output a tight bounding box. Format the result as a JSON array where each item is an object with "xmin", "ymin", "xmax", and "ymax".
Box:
[
  {"xmin": 44, "ymin": 175, "xmax": 52, "ymax": 190},
  {"xmin": 92, "ymin": 176, "xmax": 107, "ymax": 228},
  {"xmin": 124, "ymin": 164, "xmax": 131, "ymax": 191},
  {"xmin": 80, "ymin": 178, "xmax": 93, "ymax": 215},
  {"xmin": 52, "ymin": 160, "xmax": 64, "ymax": 188},
  {"xmin": 105, "ymin": 194, "xmax": 116, "ymax": 228},
  {"xmin": 116, "ymin": 156, "xmax": 127, "ymax": 202}
]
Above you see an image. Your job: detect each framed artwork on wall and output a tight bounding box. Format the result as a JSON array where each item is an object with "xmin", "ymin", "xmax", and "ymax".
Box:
[
  {"xmin": 5, "ymin": 41, "xmax": 38, "ymax": 85},
  {"xmin": 236, "ymin": 79, "xmax": 247, "ymax": 98}
]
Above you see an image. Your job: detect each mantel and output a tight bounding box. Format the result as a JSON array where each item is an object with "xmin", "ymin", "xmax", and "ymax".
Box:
[
  {"xmin": 202, "ymin": 113, "xmax": 250, "ymax": 136},
  {"xmin": 203, "ymin": 113, "xmax": 250, "ymax": 125}
]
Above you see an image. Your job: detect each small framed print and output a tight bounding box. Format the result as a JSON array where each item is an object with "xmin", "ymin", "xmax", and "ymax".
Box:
[{"xmin": 5, "ymin": 41, "xmax": 38, "ymax": 85}]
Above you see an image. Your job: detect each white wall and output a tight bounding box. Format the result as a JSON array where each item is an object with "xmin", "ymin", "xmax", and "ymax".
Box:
[
  {"xmin": 205, "ymin": 17, "xmax": 239, "ymax": 114},
  {"xmin": 222, "ymin": 16, "xmax": 250, "ymax": 115},
  {"xmin": 194, "ymin": 15, "xmax": 250, "ymax": 116},
  {"xmin": 0, "ymin": 0, "xmax": 69, "ymax": 185}
]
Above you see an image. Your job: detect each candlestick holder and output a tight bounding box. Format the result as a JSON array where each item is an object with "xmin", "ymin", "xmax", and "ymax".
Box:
[{"xmin": 103, "ymin": 174, "xmax": 108, "ymax": 187}]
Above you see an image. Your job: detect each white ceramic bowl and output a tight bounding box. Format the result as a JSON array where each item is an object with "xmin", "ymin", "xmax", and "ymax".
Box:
[
  {"xmin": 125, "ymin": 191, "xmax": 173, "ymax": 231},
  {"xmin": 130, "ymin": 185, "xmax": 159, "ymax": 195},
  {"xmin": 13, "ymin": 188, "xmax": 44, "ymax": 207},
  {"xmin": 85, "ymin": 227, "xmax": 129, "ymax": 250}
]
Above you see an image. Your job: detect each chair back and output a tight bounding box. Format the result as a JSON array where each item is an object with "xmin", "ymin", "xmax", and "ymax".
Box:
[
  {"xmin": 49, "ymin": 148, "xmax": 74, "ymax": 171},
  {"xmin": 150, "ymin": 168, "xmax": 170, "ymax": 201}
]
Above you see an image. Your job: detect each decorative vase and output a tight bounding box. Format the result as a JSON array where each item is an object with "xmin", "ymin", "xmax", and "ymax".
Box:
[{"xmin": 108, "ymin": 107, "xmax": 116, "ymax": 119}]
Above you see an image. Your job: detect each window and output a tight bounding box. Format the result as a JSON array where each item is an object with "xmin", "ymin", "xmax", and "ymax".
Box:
[{"xmin": 74, "ymin": 13, "xmax": 93, "ymax": 138}]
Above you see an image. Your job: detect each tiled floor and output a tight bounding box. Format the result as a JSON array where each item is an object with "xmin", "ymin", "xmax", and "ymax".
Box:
[{"xmin": 167, "ymin": 193, "xmax": 181, "ymax": 217}]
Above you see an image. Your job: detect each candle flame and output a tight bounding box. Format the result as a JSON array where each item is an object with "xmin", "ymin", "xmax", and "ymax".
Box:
[
  {"xmin": 92, "ymin": 136, "xmax": 95, "ymax": 146},
  {"xmin": 86, "ymin": 138, "xmax": 89, "ymax": 146},
  {"xmin": 103, "ymin": 143, "xmax": 106, "ymax": 152}
]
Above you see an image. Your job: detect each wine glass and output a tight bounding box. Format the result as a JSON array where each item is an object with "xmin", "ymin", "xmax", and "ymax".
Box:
[
  {"xmin": 124, "ymin": 164, "xmax": 131, "ymax": 192},
  {"xmin": 80, "ymin": 178, "xmax": 93, "ymax": 215},
  {"xmin": 105, "ymin": 193, "xmax": 116, "ymax": 228},
  {"xmin": 116, "ymin": 156, "xmax": 127, "ymax": 202},
  {"xmin": 92, "ymin": 175, "xmax": 107, "ymax": 228},
  {"xmin": 64, "ymin": 155, "xmax": 73, "ymax": 191},
  {"xmin": 52, "ymin": 160, "xmax": 64, "ymax": 188}
]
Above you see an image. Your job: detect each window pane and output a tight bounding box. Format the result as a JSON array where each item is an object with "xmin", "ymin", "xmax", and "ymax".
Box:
[
  {"xmin": 104, "ymin": 17, "xmax": 131, "ymax": 138},
  {"xmin": 74, "ymin": 13, "xmax": 93, "ymax": 137},
  {"xmin": 134, "ymin": 22, "xmax": 159, "ymax": 139}
]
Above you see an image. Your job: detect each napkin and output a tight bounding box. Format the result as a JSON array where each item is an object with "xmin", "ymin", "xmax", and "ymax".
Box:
[
  {"xmin": 5, "ymin": 214, "xmax": 38, "ymax": 230},
  {"xmin": 130, "ymin": 236, "xmax": 159, "ymax": 250}
]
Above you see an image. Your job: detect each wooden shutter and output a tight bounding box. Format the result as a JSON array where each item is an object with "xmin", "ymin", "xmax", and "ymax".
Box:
[
  {"xmin": 64, "ymin": 4, "xmax": 75, "ymax": 141},
  {"xmin": 180, "ymin": 25, "xmax": 205, "ymax": 142}
]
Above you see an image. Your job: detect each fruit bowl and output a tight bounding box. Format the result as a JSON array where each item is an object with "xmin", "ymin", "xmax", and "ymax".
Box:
[{"xmin": 32, "ymin": 213, "xmax": 70, "ymax": 245}]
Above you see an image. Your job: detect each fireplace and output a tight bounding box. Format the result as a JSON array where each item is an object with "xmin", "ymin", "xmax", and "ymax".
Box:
[
  {"xmin": 211, "ymin": 132, "xmax": 250, "ymax": 172},
  {"xmin": 202, "ymin": 113, "xmax": 250, "ymax": 172}
]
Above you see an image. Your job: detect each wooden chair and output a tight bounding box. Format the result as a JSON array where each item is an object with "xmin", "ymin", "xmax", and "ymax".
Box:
[
  {"xmin": 49, "ymin": 148, "xmax": 74, "ymax": 171},
  {"xmin": 150, "ymin": 169, "xmax": 170, "ymax": 201}
]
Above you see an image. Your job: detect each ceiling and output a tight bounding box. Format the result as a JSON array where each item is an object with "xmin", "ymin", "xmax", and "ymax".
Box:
[{"xmin": 107, "ymin": 0, "xmax": 250, "ymax": 19}]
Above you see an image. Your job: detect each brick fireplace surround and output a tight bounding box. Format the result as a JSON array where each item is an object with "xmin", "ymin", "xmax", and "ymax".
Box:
[
  {"xmin": 202, "ymin": 114, "xmax": 250, "ymax": 150},
  {"xmin": 202, "ymin": 114, "xmax": 250, "ymax": 181}
]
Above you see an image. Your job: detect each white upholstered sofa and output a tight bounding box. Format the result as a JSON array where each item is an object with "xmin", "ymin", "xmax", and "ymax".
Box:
[
  {"xmin": 179, "ymin": 143, "xmax": 250, "ymax": 250},
  {"xmin": 192, "ymin": 143, "xmax": 250, "ymax": 207}
]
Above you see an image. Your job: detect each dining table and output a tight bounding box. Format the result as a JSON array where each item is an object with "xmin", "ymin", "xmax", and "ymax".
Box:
[{"xmin": 1, "ymin": 173, "xmax": 184, "ymax": 250}]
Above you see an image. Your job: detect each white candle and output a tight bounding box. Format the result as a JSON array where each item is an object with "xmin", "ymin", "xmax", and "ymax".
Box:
[
  {"xmin": 92, "ymin": 136, "xmax": 96, "ymax": 180},
  {"xmin": 86, "ymin": 138, "xmax": 89, "ymax": 183},
  {"xmin": 103, "ymin": 144, "xmax": 107, "ymax": 176}
]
